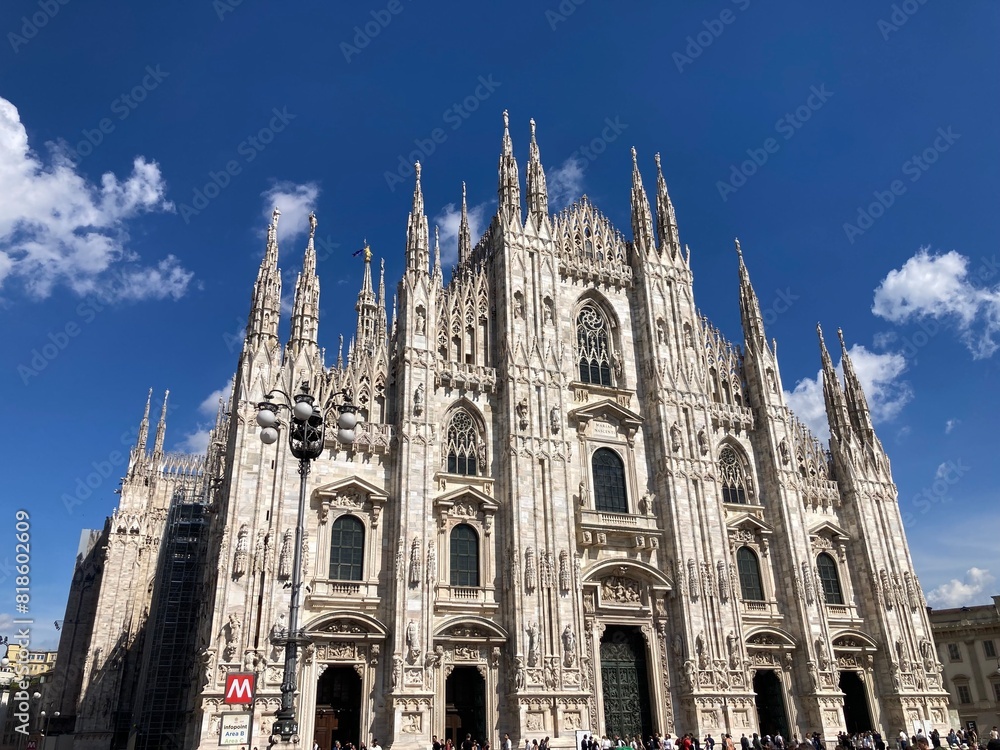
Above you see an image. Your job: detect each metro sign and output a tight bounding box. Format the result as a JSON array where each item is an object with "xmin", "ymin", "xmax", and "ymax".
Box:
[{"xmin": 224, "ymin": 672, "xmax": 255, "ymax": 704}]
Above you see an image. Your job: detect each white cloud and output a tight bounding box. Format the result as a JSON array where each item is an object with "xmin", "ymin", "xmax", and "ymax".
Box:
[
  {"xmin": 945, "ymin": 418, "xmax": 959, "ymax": 435},
  {"xmin": 433, "ymin": 200, "xmax": 491, "ymax": 266},
  {"xmin": 198, "ymin": 381, "xmax": 232, "ymax": 417},
  {"xmin": 547, "ymin": 157, "xmax": 586, "ymax": 211},
  {"xmin": 926, "ymin": 567, "xmax": 995, "ymax": 608},
  {"xmin": 784, "ymin": 345, "xmax": 912, "ymax": 440},
  {"xmin": 0, "ymin": 96, "xmax": 190, "ymax": 300},
  {"xmin": 261, "ymin": 181, "xmax": 320, "ymax": 243},
  {"xmin": 872, "ymin": 331, "xmax": 897, "ymax": 349},
  {"xmin": 177, "ymin": 428, "xmax": 211, "ymax": 454},
  {"xmin": 873, "ymin": 247, "xmax": 1000, "ymax": 359}
]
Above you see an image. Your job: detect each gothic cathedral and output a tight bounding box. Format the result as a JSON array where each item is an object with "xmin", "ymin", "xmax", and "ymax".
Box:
[{"xmin": 50, "ymin": 113, "xmax": 949, "ymax": 749}]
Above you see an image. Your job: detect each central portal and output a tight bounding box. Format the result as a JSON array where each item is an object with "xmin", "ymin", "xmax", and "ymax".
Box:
[
  {"xmin": 314, "ymin": 666, "xmax": 363, "ymax": 750},
  {"xmin": 599, "ymin": 626, "xmax": 653, "ymax": 740},
  {"xmin": 839, "ymin": 671, "xmax": 874, "ymax": 734},
  {"xmin": 445, "ymin": 666, "xmax": 487, "ymax": 744},
  {"xmin": 752, "ymin": 670, "xmax": 789, "ymax": 737}
]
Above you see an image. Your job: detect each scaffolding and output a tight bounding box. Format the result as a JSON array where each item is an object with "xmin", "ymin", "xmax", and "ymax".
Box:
[{"xmin": 132, "ymin": 487, "xmax": 209, "ymax": 750}]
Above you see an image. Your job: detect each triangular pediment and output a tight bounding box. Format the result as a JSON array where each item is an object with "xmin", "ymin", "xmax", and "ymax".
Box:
[
  {"xmin": 434, "ymin": 485, "xmax": 499, "ymax": 513},
  {"xmin": 313, "ymin": 475, "xmax": 388, "ymax": 502},
  {"xmin": 567, "ymin": 399, "xmax": 643, "ymax": 429},
  {"xmin": 727, "ymin": 512, "xmax": 773, "ymax": 535},
  {"xmin": 808, "ymin": 520, "xmax": 850, "ymax": 541}
]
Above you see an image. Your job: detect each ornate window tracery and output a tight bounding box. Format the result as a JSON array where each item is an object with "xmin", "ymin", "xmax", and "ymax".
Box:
[
  {"xmin": 593, "ymin": 448, "xmax": 628, "ymax": 514},
  {"xmin": 816, "ymin": 552, "xmax": 844, "ymax": 605},
  {"xmin": 449, "ymin": 523, "xmax": 479, "ymax": 587},
  {"xmin": 446, "ymin": 409, "xmax": 481, "ymax": 476},
  {"xmin": 577, "ymin": 304, "xmax": 613, "ymax": 386},
  {"xmin": 329, "ymin": 515, "xmax": 364, "ymax": 581},
  {"xmin": 719, "ymin": 446, "xmax": 749, "ymax": 505},
  {"xmin": 737, "ymin": 546, "xmax": 765, "ymax": 601}
]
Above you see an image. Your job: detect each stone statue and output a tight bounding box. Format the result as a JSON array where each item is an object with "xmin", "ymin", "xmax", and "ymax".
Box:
[
  {"xmin": 697, "ymin": 428, "xmax": 709, "ymax": 455},
  {"xmin": 779, "ymin": 439, "xmax": 790, "ymax": 465},
  {"xmin": 727, "ymin": 630, "xmax": 740, "ymax": 670},
  {"xmin": 516, "ymin": 398, "xmax": 529, "ymax": 430},
  {"xmin": 413, "ymin": 383, "xmax": 424, "ymax": 416},
  {"xmin": 695, "ymin": 632, "xmax": 708, "ymax": 670},
  {"xmin": 406, "ymin": 620, "xmax": 420, "ymax": 663},
  {"xmin": 390, "ymin": 656, "xmax": 403, "ymax": 690},
  {"xmin": 656, "ymin": 318, "xmax": 666, "ymax": 344},
  {"xmin": 222, "ymin": 613, "xmax": 241, "ymax": 661},
  {"xmin": 232, "ymin": 524, "xmax": 248, "ymax": 578},
  {"xmin": 514, "ymin": 656, "xmax": 527, "ymax": 690},
  {"xmin": 670, "ymin": 423, "xmax": 682, "ymax": 452},
  {"xmin": 578, "ymin": 480, "xmax": 589, "ymax": 507},
  {"xmin": 817, "ymin": 638, "xmax": 831, "ymax": 671},
  {"xmin": 415, "ymin": 307, "xmax": 425, "ymax": 334},
  {"xmin": 562, "ymin": 625, "xmax": 576, "ymax": 666},
  {"xmin": 549, "ymin": 406, "xmax": 560, "ymax": 434},
  {"xmin": 525, "ymin": 622, "xmax": 539, "ymax": 666}
]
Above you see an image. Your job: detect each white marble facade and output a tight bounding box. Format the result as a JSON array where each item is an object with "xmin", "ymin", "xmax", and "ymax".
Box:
[{"xmin": 56, "ymin": 114, "xmax": 950, "ymax": 750}]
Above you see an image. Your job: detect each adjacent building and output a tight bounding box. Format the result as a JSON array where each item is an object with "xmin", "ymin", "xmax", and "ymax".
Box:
[
  {"xmin": 49, "ymin": 113, "xmax": 950, "ymax": 749},
  {"xmin": 929, "ymin": 595, "xmax": 1000, "ymax": 735}
]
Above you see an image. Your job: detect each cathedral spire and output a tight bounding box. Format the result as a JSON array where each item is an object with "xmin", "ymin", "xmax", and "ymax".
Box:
[
  {"xmin": 287, "ymin": 212, "xmax": 321, "ymax": 361},
  {"xmin": 355, "ymin": 242, "xmax": 379, "ymax": 355},
  {"xmin": 432, "ymin": 226, "xmax": 443, "ymax": 284},
  {"xmin": 630, "ymin": 147, "xmax": 655, "ymax": 256},
  {"xmin": 377, "ymin": 258, "xmax": 387, "ymax": 341},
  {"xmin": 336, "ymin": 333, "xmax": 344, "ymax": 370},
  {"xmin": 153, "ymin": 390, "xmax": 169, "ymax": 457},
  {"xmin": 458, "ymin": 182, "xmax": 472, "ymax": 265},
  {"xmin": 136, "ymin": 388, "xmax": 152, "ymax": 454},
  {"xmin": 838, "ymin": 328, "xmax": 876, "ymax": 441},
  {"xmin": 737, "ymin": 239, "xmax": 767, "ymax": 350},
  {"xmin": 497, "ymin": 110, "xmax": 521, "ymax": 223},
  {"xmin": 654, "ymin": 153, "xmax": 681, "ymax": 257},
  {"xmin": 817, "ymin": 325, "xmax": 851, "ymax": 441},
  {"xmin": 526, "ymin": 118, "xmax": 548, "ymax": 222},
  {"xmin": 245, "ymin": 207, "xmax": 282, "ymax": 351},
  {"xmin": 406, "ymin": 163, "xmax": 430, "ymax": 273}
]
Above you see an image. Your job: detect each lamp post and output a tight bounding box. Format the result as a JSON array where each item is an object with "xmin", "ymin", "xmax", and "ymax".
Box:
[{"xmin": 256, "ymin": 382, "xmax": 358, "ymax": 743}]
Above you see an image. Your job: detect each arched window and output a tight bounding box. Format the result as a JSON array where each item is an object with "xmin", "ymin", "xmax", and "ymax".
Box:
[
  {"xmin": 450, "ymin": 524, "xmax": 479, "ymax": 587},
  {"xmin": 329, "ymin": 516, "xmax": 364, "ymax": 581},
  {"xmin": 816, "ymin": 552, "xmax": 844, "ymax": 605},
  {"xmin": 719, "ymin": 446, "xmax": 749, "ymax": 504},
  {"xmin": 736, "ymin": 547, "xmax": 765, "ymax": 601},
  {"xmin": 593, "ymin": 448, "xmax": 628, "ymax": 514},
  {"xmin": 577, "ymin": 304, "xmax": 613, "ymax": 386},
  {"xmin": 446, "ymin": 409, "xmax": 481, "ymax": 476}
]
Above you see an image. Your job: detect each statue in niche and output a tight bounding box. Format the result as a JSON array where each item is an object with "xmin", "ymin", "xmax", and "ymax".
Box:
[
  {"xmin": 656, "ymin": 318, "xmax": 666, "ymax": 344},
  {"xmin": 513, "ymin": 292, "xmax": 524, "ymax": 319},
  {"xmin": 562, "ymin": 625, "xmax": 577, "ymax": 666},
  {"xmin": 406, "ymin": 620, "xmax": 420, "ymax": 663},
  {"xmin": 697, "ymin": 428, "xmax": 709, "ymax": 455},
  {"xmin": 670, "ymin": 423, "xmax": 682, "ymax": 452},
  {"xmin": 413, "ymin": 383, "xmax": 424, "ymax": 416},
  {"xmin": 525, "ymin": 622, "xmax": 539, "ymax": 666},
  {"xmin": 543, "ymin": 298, "xmax": 554, "ymax": 324},
  {"xmin": 779, "ymin": 439, "xmax": 790, "ymax": 465},
  {"xmin": 516, "ymin": 399, "xmax": 529, "ymax": 430},
  {"xmin": 221, "ymin": 614, "xmax": 242, "ymax": 661},
  {"xmin": 727, "ymin": 631, "xmax": 740, "ymax": 670},
  {"xmin": 549, "ymin": 406, "xmax": 560, "ymax": 434},
  {"xmin": 415, "ymin": 307, "xmax": 425, "ymax": 335}
]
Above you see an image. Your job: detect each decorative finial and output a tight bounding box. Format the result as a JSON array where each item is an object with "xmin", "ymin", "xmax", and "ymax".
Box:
[
  {"xmin": 308, "ymin": 212, "xmax": 317, "ymax": 237},
  {"xmin": 415, "ymin": 161, "xmax": 422, "ymax": 179},
  {"xmin": 363, "ymin": 238, "xmax": 372, "ymax": 263},
  {"xmin": 837, "ymin": 327, "xmax": 847, "ymax": 349},
  {"xmin": 631, "ymin": 146, "xmax": 638, "ymax": 164},
  {"xmin": 503, "ymin": 109, "xmax": 509, "ymax": 129},
  {"xmin": 654, "ymin": 152, "xmax": 662, "ymax": 169},
  {"xmin": 272, "ymin": 206, "xmax": 280, "ymax": 221},
  {"xmin": 462, "ymin": 181, "xmax": 467, "ymax": 201},
  {"xmin": 530, "ymin": 118, "xmax": 536, "ymax": 136},
  {"xmin": 735, "ymin": 237, "xmax": 742, "ymax": 256}
]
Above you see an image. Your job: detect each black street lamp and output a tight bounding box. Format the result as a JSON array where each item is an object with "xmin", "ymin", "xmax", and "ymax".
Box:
[{"xmin": 256, "ymin": 382, "xmax": 358, "ymax": 743}]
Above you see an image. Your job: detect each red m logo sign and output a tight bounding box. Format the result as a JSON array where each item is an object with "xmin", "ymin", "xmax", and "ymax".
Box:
[{"xmin": 224, "ymin": 673, "xmax": 255, "ymax": 704}]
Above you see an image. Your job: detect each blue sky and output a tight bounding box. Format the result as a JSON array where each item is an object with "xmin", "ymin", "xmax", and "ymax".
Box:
[{"xmin": 1, "ymin": 1, "xmax": 998, "ymax": 650}]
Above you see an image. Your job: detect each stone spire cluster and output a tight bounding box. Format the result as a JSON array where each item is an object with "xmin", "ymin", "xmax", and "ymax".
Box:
[
  {"xmin": 498, "ymin": 110, "xmax": 521, "ymax": 223},
  {"xmin": 287, "ymin": 213, "xmax": 321, "ymax": 363},
  {"xmin": 245, "ymin": 207, "xmax": 282, "ymax": 351}
]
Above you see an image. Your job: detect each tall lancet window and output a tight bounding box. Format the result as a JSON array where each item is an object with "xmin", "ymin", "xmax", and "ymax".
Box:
[
  {"xmin": 719, "ymin": 446, "xmax": 749, "ymax": 505},
  {"xmin": 816, "ymin": 553, "xmax": 844, "ymax": 605},
  {"xmin": 446, "ymin": 409, "xmax": 481, "ymax": 476},
  {"xmin": 577, "ymin": 304, "xmax": 613, "ymax": 386}
]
